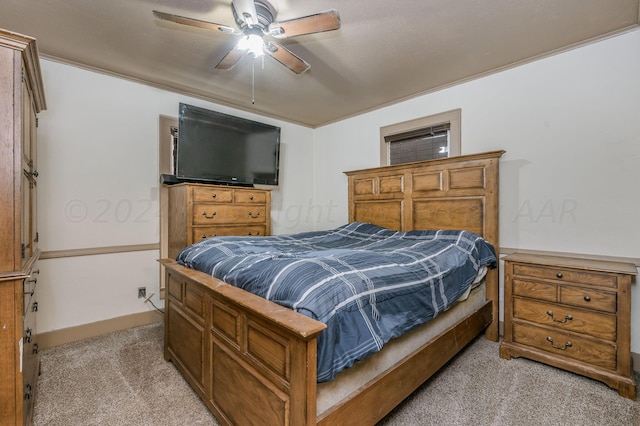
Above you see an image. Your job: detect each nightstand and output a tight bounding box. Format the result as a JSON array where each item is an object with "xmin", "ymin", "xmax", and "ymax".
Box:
[{"xmin": 499, "ymin": 253, "xmax": 637, "ymax": 399}]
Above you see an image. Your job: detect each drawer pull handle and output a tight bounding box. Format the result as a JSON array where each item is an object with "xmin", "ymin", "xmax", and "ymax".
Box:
[
  {"xmin": 25, "ymin": 384, "xmax": 32, "ymax": 400},
  {"xmin": 556, "ymin": 272, "xmax": 563, "ymax": 278},
  {"xmin": 546, "ymin": 336, "xmax": 572, "ymax": 350},
  {"xmin": 583, "ymin": 295, "xmax": 591, "ymax": 302},
  {"xmin": 248, "ymin": 232, "xmax": 261, "ymax": 236},
  {"xmin": 201, "ymin": 233, "xmax": 215, "ymax": 239},
  {"xmin": 249, "ymin": 195, "xmax": 254, "ymax": 200},
  {"xmin": 546, "ymin": 311, "xmax": 573, "ymax": 323},
  {"xmin": 33, "ymin": 343, "xmax": 39, "ymax": 354},
  {"xmin": 248, "ymin": 212, "xmax": 260, "ymax": 218},
  {"xmin": 211, "ymin": 193, "xmax": 216, "ymax": 198},
  {"xmin": 25, "ymin": 328, "xmax": 32, "ymax": 343},
  {"xmin": 202, "ymin": 211, "xmax": 217, "ymax": 219},
  {"xmin": 33, "ymin": 301, "xmax": 38, "ymax": 312}
]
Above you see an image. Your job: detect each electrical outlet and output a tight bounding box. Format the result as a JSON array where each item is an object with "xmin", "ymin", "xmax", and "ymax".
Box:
[{"xmin": 138, "ymin": 287, "xmax": 146, "ymax": 299}]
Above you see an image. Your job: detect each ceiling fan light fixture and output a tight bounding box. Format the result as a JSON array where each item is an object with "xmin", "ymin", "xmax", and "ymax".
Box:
[{"xmin": 237, "ymin": 34, "xmax": 264, "ymax": 57}]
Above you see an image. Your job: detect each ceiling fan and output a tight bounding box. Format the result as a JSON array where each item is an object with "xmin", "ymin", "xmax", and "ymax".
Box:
[{"xmin": 153, "ymin": 0, "xmax": 340, "ymax": 74}]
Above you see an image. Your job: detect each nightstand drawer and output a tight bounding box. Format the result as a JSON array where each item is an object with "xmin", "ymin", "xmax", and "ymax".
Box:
[
  {"xmin": 513, "ymin": 297, "xmax": 616, "ymax": 340},
  {"xmin": 512, "ymin": 322, "xmax": 616, "ymax": 370},
  {"xmin": 559, "ymin": 286, "xmax": 616, "ymax": 313},
  {"xmin": 513, "ymin": 279, "xmax": 556, "ymax": 302},
  {"xmin": 513, "ymin": 264, "xmax": 617, "ymax": 288}
]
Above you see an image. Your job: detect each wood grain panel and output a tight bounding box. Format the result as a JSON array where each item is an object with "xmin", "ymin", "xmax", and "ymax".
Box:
[
  {"xmin": 512, "ymin": 279, "xmax": 557, "ymax": 302},
  {"xmin": 212, "ymin": 343, "xmax": 289, "ymax": 426},
  {"xmin": 513, "ymin": 297, "xmax": 616, "ymax": 340},
  {"xmin": 512, "ymin": 322, "xmax": 616, "ymax": 370},
  {"xmin": 560, "ymin": 286, "xmax": 617, "ymax": 313},
  {"xmin": 513, "ymin": 264, "xmax": 618, "ymax": 288},
  {"xmin": 193, "ymin": 205, "xmax": 267, "ymax": 225},
  {"xmin": 412, "ymin": 171, "xmax": 442, "ymax": 192},
  {"xmin": 412, "ymin": 198, "xmax": 483, "ymax": 235},
  {"xmin": 247, "ymin": 320, "xmax": 290, "ymax": 381},
  {"xmin": 184, "ymin": 282, "xmax": 205, "ymax": 320},
  {"xmin": 167, "ymin": 275, "xmax": 183, "ymax": 302},
  {"xmin": 167, "ymin": 303, "xmax": 205, "ymax": 390},
  {"xmin": 234, "ymin": 191, "xmax": 267, "ymax": 203},
  {"xmin": 192, "ymin": 225, "xmax": 266, "ymax": 241},
  {"xmin": 211, "ymin": 299, "xmax": 241, "ymax": 348},
  {"xmin": 353, "ymin": 201, "xmax": 403, "ymax": 231},
  {"xmin": 379, "ymin": 175, "xmax": 404, "ymax": 195},
  {"xmin": 448, "ymin": 166, "xmax": 485, "ymax": 189},
  {"xmin": 353, "ymin": 178, "xmax": 376, "ymax": 196},
  {"xmin": 193, "ymin": 187, "xmax": 232, "ymax": 203}
]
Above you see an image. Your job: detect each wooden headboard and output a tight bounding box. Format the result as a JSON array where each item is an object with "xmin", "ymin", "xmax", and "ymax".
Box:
[{"xmin": 344, "ymin": 150, "xmax": 505, "ymax": 340}]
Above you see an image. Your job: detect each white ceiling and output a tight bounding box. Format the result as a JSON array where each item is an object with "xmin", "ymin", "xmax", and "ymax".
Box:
[{"xmin": 1, "ymin": 0, "xmax": 638, "ymax": 127}]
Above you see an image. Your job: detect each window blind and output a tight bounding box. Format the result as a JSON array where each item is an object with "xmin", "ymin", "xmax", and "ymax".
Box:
[{"xmin": 385, "ymin": 123, "xmax": 450, "ymax": 165}]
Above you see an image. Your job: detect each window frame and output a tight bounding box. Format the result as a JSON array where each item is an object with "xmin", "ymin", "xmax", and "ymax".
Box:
[{"xmin": 379, "ymin": 109, "xmax": 461, "ymax": 166}]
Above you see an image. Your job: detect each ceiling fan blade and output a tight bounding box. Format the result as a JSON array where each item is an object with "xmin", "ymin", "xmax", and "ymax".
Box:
[
  {"xmin": 215, "ymin": 46, "xmax": 248, "ymax": 70},
  {"xmin": 153, "ymin": 10, "xmax": 238, "ymax": 34},
  {"xmin": 264, "ymin": 42, "xmax": 310, "ymax": 74},
  {"xmin": 268, "ymin": 9, "xmax": 340, "ymax": 39},
  {"xmin": 232, "ymin": 0, "xmax": 259, "ymax": 28}
]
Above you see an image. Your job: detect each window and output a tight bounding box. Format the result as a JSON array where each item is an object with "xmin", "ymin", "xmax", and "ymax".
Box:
[{"xmin": 379, "ymin": 109, "xmax": 461, "ymax": 166}]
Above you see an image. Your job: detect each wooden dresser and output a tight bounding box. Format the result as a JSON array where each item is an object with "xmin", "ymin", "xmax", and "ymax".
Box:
[
  {"xmin": 0, "ymin": 29, "xmax": 46, "ymax": 425},
  {"xmin": 500, "ymin": 253, "xmax": 637, "ymax": 399},
  {"xmin": 167, "ymin": 183, "xmax": 271, "ymax": 258}
]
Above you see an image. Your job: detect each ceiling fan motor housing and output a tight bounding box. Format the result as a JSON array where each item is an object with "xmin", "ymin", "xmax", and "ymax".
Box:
[{"xmin": 232, "ymin": 0, "xmax": 276, "ymax": 32}]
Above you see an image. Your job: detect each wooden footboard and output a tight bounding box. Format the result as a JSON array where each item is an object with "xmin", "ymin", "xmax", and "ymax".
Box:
[
  {"xmin": 161, "ymin": 258, "xmax": 492, "ymax": 426},
  {"xmin": 161, "ymin": 259, "xmax": 326, "ymax": 425}
]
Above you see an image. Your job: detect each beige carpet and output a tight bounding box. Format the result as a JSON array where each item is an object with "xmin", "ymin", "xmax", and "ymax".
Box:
[{"xmin": 33, "ymin": 323, "xmax": 640, "ymax": 426}]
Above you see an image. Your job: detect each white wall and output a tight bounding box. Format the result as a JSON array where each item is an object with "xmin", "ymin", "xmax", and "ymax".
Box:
[
  {"xmin": 313, "ymin": 29, "xmax": 640, "ymax": 351},
  {"xmin": 36, "ymin": 60, "xmax": 315, "ymax": 333},
  {"xmin": 36, "ymin": 29, "xmax": 640, "ymax": 354}
]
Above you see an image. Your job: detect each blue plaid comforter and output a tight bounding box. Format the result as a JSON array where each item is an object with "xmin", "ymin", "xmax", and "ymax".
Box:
[{"xmin": 177, "ymin": 222, "xmax": 497, "ymax": 382}]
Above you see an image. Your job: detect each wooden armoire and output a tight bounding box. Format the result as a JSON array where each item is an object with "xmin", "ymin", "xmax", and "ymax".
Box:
[{"xmin": 0, "ymin": 29, "xmax": 46, "ymax": 425}]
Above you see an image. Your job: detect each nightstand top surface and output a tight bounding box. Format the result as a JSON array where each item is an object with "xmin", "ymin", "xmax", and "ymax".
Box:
[{"xmin": 503, "ymin": 253, "xmax": 637, "ymax": 276}]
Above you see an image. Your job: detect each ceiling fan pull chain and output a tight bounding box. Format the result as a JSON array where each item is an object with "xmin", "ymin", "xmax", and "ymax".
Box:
[{"xmin": 252, "ymin": 58, "xmax": 255, "ymax": 104}]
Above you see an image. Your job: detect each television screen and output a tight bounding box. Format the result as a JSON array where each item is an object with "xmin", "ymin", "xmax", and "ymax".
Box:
[{"xmin": 176, "ymin": 103, "xmax": 281, "ymax": 186}]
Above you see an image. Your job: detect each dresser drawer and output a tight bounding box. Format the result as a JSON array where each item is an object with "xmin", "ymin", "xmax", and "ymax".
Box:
[
  {"xmin": 513, "ymin": 297, "xmax": 616, "ymax": 340},
  {"xmin": 559, "ymin": 286, "xmax": 616, "ymax": 313},
  {"xmin": 512, "ymin": 322, "xmax": 616, "ymax": 370},
  {"xmin": 193, "ymin": 187, "xmax": 233, "ymax": 203},
  {"xmin": 234, "ymin": 191, "xmax": 267, "ymax": 204},
  {"xmin": 512, "ymin": 264, "xmax": 617, "ymax": 288},
  {"xmin": 193, "ymin": 226, "xmax": 267, "ymax": 241},
  {"xmin": 193, "ymin": 205, "xmax": 267, "ymax": 225}
]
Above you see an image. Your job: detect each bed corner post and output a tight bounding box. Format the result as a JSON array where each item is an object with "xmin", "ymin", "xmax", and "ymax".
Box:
[{"xmin": 484, "ymin": 151, "xmax": 505, "ymax": 342}]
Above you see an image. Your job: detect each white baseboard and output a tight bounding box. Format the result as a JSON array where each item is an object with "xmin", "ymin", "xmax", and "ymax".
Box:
[{"xmin": 37, "ymin": 310, "xmax": 163, "ymax": 350}]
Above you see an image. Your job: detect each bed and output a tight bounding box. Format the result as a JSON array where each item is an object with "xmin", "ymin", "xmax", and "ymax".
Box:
[{"xmin": 160, "ymin": 150, "xmax": 505, "ymax": 425}]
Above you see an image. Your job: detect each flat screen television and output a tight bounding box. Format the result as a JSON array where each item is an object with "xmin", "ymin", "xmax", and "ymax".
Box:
[{"xmin": 175, "ymin": 103, "xmax": 281, "ymax": 186}]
